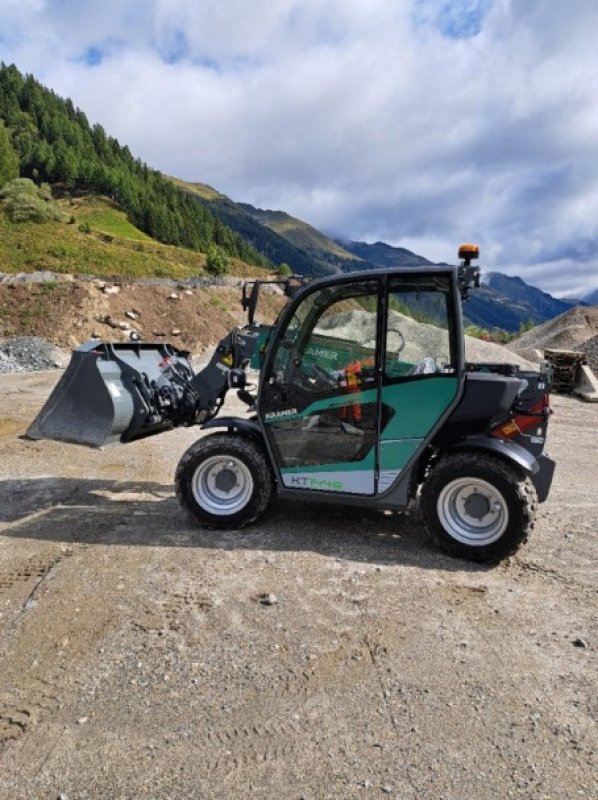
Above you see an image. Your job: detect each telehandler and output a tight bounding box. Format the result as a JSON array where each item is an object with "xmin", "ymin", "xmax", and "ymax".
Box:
[{"xmin": 27, "ymin": 245, "xmax": 555, "ymax": 562}]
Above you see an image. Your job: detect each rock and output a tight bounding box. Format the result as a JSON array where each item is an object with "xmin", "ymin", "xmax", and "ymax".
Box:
[
  {"xmin": 125, "ymin": 310, "xmax": 138, "ymax": 320},
  {"xmin": 572, "ymin": 637, "xmax": 588, "ymax": 648},
  {"xmin": 258, "ymin": 593, "xmax": 278, "ymax": 606},
  {"xmin": 117, "ymin": 321, "xmax": 130, "ymax": 331},
  {"xmin": 171, "ymin": 328, "xmax": 182, "ymax": 335},
  {"xmin": 168, "ymin": 292, "xmax": 179, "ymax": 300},
  {"xmin": 103, "ymin": 315, "xmax": 119, "ymax": 329},
  {"xmin": 381, "ymin": 785, "xmax": 394, "ymax": 794},
  {"xmin": 103, "ymin": 285, "xmax": 120, "ymax": 295}
]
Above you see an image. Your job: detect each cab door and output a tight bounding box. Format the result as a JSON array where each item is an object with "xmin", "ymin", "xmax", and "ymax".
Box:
[
  {"xmin": 259, "ymin": 278, "xmax": 381, "ymax": 495},
  {"xmin": 378, "ymin": 273, "xmax": 460, "ymax": 492}
]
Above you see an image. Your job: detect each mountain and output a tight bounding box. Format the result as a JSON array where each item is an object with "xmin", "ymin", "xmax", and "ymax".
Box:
[
  {"xmin": 485, "ymin": 272, "xmax": 578, "ymax": 315},
  {"xmin": 176, "ymin": 183, "xmax": 437, "ymax": 277},
  {"xmin": 237, "ymin": 204, "xmax": 363, "ymax": 273},
  {"xmin": 337, "ymin": 239, "xmax": 434, "ymax": 268},
  {"xmin": 582, "ymin": 288, "xmax": 598, "ymax": 304},
  {"xmin": 173, "ymin": 180, "xmax": 369, "ymax": 277},
  {"xmin": 186, "ymin": 185, "xmax": 582, "ymax": 332},
  {"xmin": 171, "ymin": 180, "xmax": 335, "ymax": 277},
  {"xmin": 459, "ymin": 272, "xmax": 577, "ymax": 332}
]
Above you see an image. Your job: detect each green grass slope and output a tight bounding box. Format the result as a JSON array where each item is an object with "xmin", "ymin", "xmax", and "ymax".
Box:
[{"xmin": 0, "ymin": 195, "xmax": 267, "ymax": 279}]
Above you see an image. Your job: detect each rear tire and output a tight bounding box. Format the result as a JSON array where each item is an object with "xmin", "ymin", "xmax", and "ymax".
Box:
[
  {"xmin": 175, "ymin": 433, "xmax": 273, "ymax": 528},
  {"xmin": 420, "ymin": 451, "xmax": 537, "ymax": 563}
]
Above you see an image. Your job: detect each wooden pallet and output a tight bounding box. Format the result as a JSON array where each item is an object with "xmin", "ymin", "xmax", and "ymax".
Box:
[{"xmin": 544, "ymin": 349, "xmax": 587, "ymax": 394}]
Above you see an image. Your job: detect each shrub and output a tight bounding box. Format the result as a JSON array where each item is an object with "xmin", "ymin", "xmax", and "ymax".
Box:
[
  {"xmin": 464, "ymin": 324, "xmax": 490, "ymax": 339},
  {"xmin": 0, "ymin": 178, "xmax": 63, "ymax": 223},
  {"xmin": 205, "ymin": 245, "xmax": 229, "ymax": 276},
  {"xmin": 48, "ymin": 245, "xmax": 68, "ymax": 258}
]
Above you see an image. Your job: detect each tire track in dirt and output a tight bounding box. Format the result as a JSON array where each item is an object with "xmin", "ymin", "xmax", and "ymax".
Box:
[
  {"xmin": 200, "ymin": 717, "xmax": 310, "ymax": 778},
  {"xmin": 0, "ymin": 552, "xmax": 66, "ymax": 593},
  {"xmin": 0, "ymin": 676, "xmax": 61, "ymax": 747}
]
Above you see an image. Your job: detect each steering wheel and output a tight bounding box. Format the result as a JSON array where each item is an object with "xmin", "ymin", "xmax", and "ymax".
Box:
[{"xmin": 387, "ymin": 326, "xmax": 405, "ymax": 355}]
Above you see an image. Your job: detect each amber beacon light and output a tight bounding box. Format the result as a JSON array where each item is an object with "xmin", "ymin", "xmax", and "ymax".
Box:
[{"xmin": 458, "ymin": 243, "xmax": 480, "ymax": 265}]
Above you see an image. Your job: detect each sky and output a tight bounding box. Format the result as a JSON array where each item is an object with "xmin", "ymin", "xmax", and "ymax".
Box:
[{"xmin": 1, "ymin": 0, "xmax": 597, "ymax": 297}]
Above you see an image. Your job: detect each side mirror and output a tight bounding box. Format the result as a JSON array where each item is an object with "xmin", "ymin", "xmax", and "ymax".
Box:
[
  {"xmin": 241, "ymin": 282, "xmax": 261, "ymax": 324},
  {"xmin": 247, "ymin": 281, "xmax": 260, "ymax": 324}
]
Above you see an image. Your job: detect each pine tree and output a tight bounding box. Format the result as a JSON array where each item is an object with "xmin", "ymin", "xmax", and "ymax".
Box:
[{"xmin": 0, "ymin": 121, "xmax": 19, "ymax": 188}]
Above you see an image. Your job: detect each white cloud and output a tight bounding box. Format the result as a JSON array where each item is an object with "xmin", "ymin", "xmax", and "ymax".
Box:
[{"xmin": 1, "ymin": 0, "xmax": 597, "ymax": 294}]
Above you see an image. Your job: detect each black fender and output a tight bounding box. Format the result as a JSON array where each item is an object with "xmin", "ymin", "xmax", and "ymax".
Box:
[
  {"xmin": 444, "ymin": 436, "xmax": 555, "ymax": 502},
  {"xmin": 201, "ymin": 416, "xmax": 265, "ymax": 444},
  {"xmin": 450, "ymin": 435, "xmax": 539, "ymax": 475}
]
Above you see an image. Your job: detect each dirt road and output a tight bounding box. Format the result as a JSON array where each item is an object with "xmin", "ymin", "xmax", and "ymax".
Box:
[{"xmin": 0, "ymin": 370, "xmax": 596, "ymax": 800}]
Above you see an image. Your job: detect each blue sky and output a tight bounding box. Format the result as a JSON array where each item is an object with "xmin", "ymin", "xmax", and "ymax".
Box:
[{"xmin": 1, "ymin": 0, "xmax": 597, "ymax": 296}]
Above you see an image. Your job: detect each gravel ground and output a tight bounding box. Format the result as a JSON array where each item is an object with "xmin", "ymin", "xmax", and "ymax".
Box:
[{"xmin": 0, "ymin": 370, "xmax": 596, "ymax": 800}]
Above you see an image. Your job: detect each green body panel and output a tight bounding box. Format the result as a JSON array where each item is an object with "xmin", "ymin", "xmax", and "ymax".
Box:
[
  {"xmin": 377, "ymin": 376, "xmax": 458, "ymax": 473},
  {"xmin": 380, "ymin": 377, "xmax": 458, "ymax": 440},
  {"xmin": 379, "ymin": 439, "xmax": 421, "ymax": 472}
]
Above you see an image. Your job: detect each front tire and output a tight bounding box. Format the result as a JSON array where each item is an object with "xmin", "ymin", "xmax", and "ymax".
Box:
[
  {"xmin": 420, "ymin": 451, "xmax": 537, "ymax": 562},
  {"xmin": 175, "ymin": 433, "xmax": 273, "ymax": 528}
]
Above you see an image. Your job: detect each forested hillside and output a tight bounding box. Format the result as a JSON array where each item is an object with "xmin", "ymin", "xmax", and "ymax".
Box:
[
  {"xmin": 173, "ymin": 180, "xmax": 340, "ymax": 277},
  {"xmin": 0, "ymin": 63, "xmax": 267, "ymax": 267}
]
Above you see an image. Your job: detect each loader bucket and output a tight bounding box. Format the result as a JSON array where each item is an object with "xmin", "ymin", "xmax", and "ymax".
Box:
[{"xmin": 26, "ymin": 340, "xmax": 194, "ymax": 447}]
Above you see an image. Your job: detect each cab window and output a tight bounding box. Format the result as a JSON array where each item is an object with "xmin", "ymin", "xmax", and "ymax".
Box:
[{"xmin": 385, "ymin": 275, "xmax": 454, "ymax": 378}]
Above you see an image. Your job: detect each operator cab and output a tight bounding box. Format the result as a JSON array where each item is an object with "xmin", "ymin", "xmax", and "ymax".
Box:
[{"xmin": 258, "ymin": 268, "xmax": 463, "ymax": 497}]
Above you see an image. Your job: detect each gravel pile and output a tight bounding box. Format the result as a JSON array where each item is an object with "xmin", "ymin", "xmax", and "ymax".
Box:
[
  {"xmin": 0, "ymin": 336, "xmax": 68, "ymax": 373},
  {"xmin": 515, "ymin": 306, "xmax": 598, "ymax": 349},
  {"xmin": 508, "ymin": 306, "xmax": 598, "ymax": 363},
  {"xmin": 317, "ymin": 308, "xmax": 537, "ymax": 368},
  {"xmin": 580, "ymin": 333, "xmax": 598, "ymax": 373}
]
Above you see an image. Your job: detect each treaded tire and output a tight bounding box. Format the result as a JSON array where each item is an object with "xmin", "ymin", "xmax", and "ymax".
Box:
[
  {"xmin": 175, "ymin": 433, "xmax": 273, "ymax": 529},
  {"xmin": 420, "ymin": 451, "xmax": 537, "ymax": 563}
]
